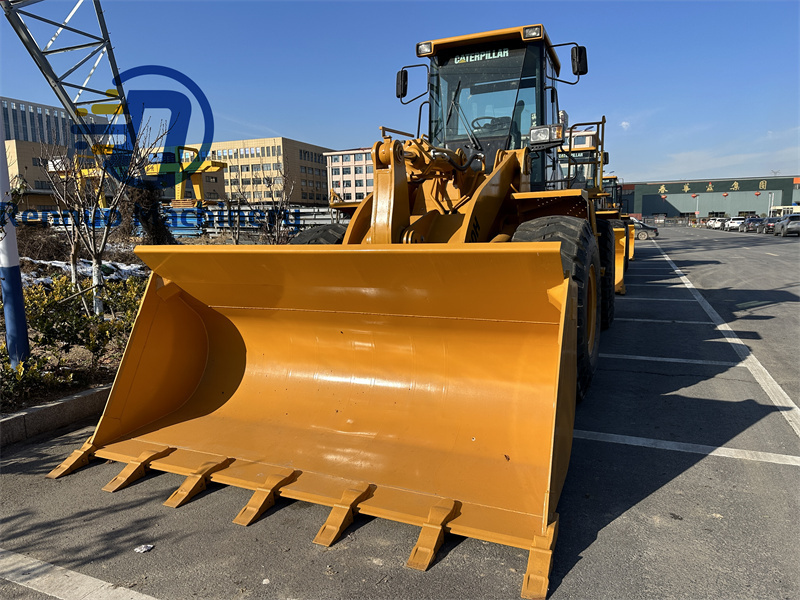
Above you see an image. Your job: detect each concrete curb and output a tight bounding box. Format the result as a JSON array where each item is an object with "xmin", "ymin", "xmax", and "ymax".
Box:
[{"xmin": 1, "ymin": 385, "xmax": 110, "ymax": 447}]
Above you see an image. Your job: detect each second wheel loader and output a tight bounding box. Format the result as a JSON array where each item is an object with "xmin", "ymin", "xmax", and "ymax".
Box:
[
  {"xmin": 50, "ymin": 24, "xmax": 606, "ymax": 599},
  {"xmin": 559, "ymin": 117, "xmax": 630, "ymax": 300}
]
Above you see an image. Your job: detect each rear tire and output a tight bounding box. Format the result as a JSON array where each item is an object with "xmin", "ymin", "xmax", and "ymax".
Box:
[
  {"xmin": 513, "ymin": 216, "xmax": 601, "ymax": 403},
  {"xmin": 595, "ymin": 219, "xmax": 616, "ymax": 330},
  {"xmin": 637, "ymin": 230, "xmax": 648, "ymax": 240},
  {"xmin": 289, "ymin": 223, "xmax": 348, "ymax": 245}
]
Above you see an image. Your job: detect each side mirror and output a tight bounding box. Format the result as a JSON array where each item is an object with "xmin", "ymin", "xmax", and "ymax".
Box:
[
  {"xmin": 571, "ymin": 46, "xmax": 588, "ymax": 76},
  {"xmin": 396, "ymin": 69, "xmax": 408, "ymax": 99},
  {"xmin": 603, "ymin": 152, "xmax": 609, "ymax": 165}
]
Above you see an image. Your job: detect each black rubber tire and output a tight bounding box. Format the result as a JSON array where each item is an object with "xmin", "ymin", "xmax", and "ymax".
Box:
[
  {"xmin": 513, "ymin": 216, "xmax": 601, "ymax": 403},
  {"xmin": 595, "ymin": 219, "xmax": 616, "ymax": 330},
  {"xmin": 289, "ymin": 223, "xmax": 348, "ymax": 245},
  {"xmin": 637, "ymin": 230, "xmax": 648, "ymax": 241},
  {"xmin": 608, "ymin": 219, "xmax": 630, "ymax": 274}
]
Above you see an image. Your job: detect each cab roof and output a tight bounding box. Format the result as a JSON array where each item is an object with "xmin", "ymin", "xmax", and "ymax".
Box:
[{"xmin": 417, "ymin": 25, "xmax": 561, "ymax": 76}]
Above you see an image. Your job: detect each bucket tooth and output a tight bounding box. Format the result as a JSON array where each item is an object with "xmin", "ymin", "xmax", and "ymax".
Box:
[
  {"xmin": 233, "ymin": 470, "xmax": 299, "ymax": 526},
  {"xmin": 47, "ymin": 440, "xmax": 97, "ymax": 479},
  {"xmin": 163, "ymin": 457, "xmax": 234, "ymax": 508},
  {"xmin": 406, "ymin": 498, "xmax": 459, "ymax": 571},
  {"xmin": 102, "ymin": 446, "xmax": 174, "ymax": 492},
  {"xmin": 313, "ymin": 483, "xmax": 373, "ymax": 547},
  {"xmin": 521, "ymin": 516, "xmax": 559, "ymax": 600}
]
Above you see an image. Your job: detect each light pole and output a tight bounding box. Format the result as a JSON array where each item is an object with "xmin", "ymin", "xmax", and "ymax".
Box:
[
  {"xmin": 692, "ymin": 193, "xmax": 699, "ymax": 226},
  {"xmin": 0, "ymin": 113, "xmax": 30, "ymax": 368}
]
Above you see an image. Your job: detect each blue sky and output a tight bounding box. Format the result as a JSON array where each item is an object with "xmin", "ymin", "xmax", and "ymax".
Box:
[{"xmin": 2, "ymin": 0, "xmax": 798, "ymax": 182}]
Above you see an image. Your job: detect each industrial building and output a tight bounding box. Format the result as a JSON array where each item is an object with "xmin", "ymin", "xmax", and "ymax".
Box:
[
  {"xmin": 3, "ymin": 97, "xmax": 331, "ymax": 209},
  {"xmin": 323, "ymin": 147, "xmax": 375, "ymax": 202},
  {"xmin": 622, "ymin": 175, "xmax": 800, "ymax": 220},
  {"xmin": 2, "ymin": 96, "xmax": 110, "ymax": 210},
  {"xmin": 194, "ymin": 137, "xmax": 332, "ymax": 207}
]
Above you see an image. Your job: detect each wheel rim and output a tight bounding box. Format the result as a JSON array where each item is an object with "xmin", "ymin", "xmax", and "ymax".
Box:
[{"xmin": 586, "ymin": 264, "xmax": 598, "ymax": 352}]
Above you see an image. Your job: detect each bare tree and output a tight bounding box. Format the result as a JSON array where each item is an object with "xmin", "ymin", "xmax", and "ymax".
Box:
[
  {"xmin": 223, "ymin": 180, "xmax": 246, "ymax": 245},
  {"xmin": 126, "ymin": 180, "xmax": 178, "ymax": 246},
  {"xmin": 261, "ymin": 161, "xmax": 295, "ymax": 245},
  {"xmin": 39, "ymin": 124, "xmax": 167, "ymax": 315}
]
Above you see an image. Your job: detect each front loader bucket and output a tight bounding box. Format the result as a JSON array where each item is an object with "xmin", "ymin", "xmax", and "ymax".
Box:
[
  {"xmin": 613, "ymin": 225, "xmax": 627, "ymax": 294},
  {"xmin": 50, "ymin": 243, "xmax": 577, "ymax": 599},
  {"xmin": 627, "ymin": 222, "xmax": 635, "ymax": 261}
]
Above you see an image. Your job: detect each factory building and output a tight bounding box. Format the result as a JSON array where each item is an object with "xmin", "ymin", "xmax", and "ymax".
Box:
[{"xmin": 622, "ymin": 175, "xmax": 800, "ymax": 220}]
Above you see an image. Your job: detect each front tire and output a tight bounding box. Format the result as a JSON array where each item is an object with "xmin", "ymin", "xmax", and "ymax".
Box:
[
  {"xmin": 595, "ymin": 219, "xmax": 616, "ymax": 330},
  {"xmin": 513, "ymin": 216, "xmax": 601, "ymax": 403},
  {"xmin": 289, "ymin": 223, "xmax": 348, "ymax": 245}
]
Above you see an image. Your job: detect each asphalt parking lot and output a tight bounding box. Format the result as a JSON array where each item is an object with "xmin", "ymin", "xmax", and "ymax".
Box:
[{"xmin": 2, "ymin": 226, "xmax": 799, "ymax": 600}]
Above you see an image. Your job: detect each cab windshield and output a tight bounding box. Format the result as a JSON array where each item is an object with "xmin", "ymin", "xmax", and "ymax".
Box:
[
  {"xmin": 430, "ymin": 43, "xmax": 542, "ymax": 154},
  {"xmin": 558, "ymin": 149, "xmax": 598, "ymax": 189}
]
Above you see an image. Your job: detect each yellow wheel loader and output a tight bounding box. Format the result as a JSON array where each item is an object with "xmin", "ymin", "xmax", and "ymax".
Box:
[
  {"xmin": 602, "ymin": 174, "xmax": 636, "ymax": 263},
  {"xmin": 557, "ymin": 117, "xmax": 619, "ymax": 324},
  {"xmin": 559, "ymin": 118, "xmax": 630, "ymax": 302},
  {"xmin": 50, "ymin": 24, "xmax": 602, "ymax": 599}
]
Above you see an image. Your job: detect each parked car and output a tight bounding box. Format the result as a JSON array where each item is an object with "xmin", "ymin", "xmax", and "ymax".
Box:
[
  {"xmin": 724, "ymin": 217, "xmax": 745, "ymax": 231},
  {"xmin": 739, "ymin": 217, "xmax": 763, "ymax": 232},
  {"xmin": 706, "ymin": 217, "xmax": 719, "ymax": 229},
  {"xmin": 773, "ymin": 214, "xmax": 800, "ymax": 237},
  {"xmin": 633, "ymin": 221, "xmax": 659, "ymax": 240},
  {"xmin": 757, "ymin": 216, "xmax": 781, "ymax": 234},
  {"xmin": 712, "ymin": 218, "xmax": 728, "ymax": 230}
]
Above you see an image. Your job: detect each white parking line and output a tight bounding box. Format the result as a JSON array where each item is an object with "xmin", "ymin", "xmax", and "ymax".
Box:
[
  {"xmin": 624, "ymin": 275, "xmax": 681, "ymax": 279},
  {"xmin": 600, "ymin": 353, "xmax": 740, "ymax": 367},
  {"xmin": 616, "ymin": 297, "xmax": 696, "ymax": 302},
  {"xmin": 615, "ymin": 317, "xmax": 714, "ymax": 325},
  {"xmin": 625, "ymin": 271, "xmax": 678, "ymax": 275},
  {"xmin": 573, "ymin": 430, "xmax": 800, "ymax": 467},
  {"xmin": 765, "ymin": 252, "xmax": 779, "ymax": 257},
  {"xmin": 625, "ymin": 283, "xmax": 683, "ymax": 287},
  {"xmin": 0, "ymin": 547, "xmax": 159, "ymax": 600},
  {"xmin": 654, "ymin": 241, "xmax": 800, "ymax": 439}
]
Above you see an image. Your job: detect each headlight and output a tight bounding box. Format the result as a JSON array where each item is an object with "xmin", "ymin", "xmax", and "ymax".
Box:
[
  {"xmin": 522, "ymin": 25, "xmax": 542, "ymax": 40},
  {"xmin": 530, "ymin": 126, "xmax": 551, "ymax": 143},
  {"xmin": 416, "ymin": 41, "xmax": 432, "ymax": 56},
  {"xmin": 529, "ymin": 124, "xmax": 564, "ymax": 151}
]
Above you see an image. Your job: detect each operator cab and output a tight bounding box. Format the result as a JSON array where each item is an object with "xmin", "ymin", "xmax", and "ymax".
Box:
[
  {"xmin": 602, "ymin": 175, "xmax": 622, "ymax": 209},
  {"xmin": 398, "ymin": 25, "xmax": 587, "ymax": 190},
  {"xmin": 428, "ymin": 41, "xmax": 541, "ymax": 160},
  {"xmin": 558, "ymin": 127, "xmax": 602, "ymax": 192}
]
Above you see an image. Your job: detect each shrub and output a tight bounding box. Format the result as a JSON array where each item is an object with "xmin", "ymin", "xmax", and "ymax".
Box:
[
  {"xmin": 104, "ymin": 277, "xmax": 147, "ymax": 334},
  {"xmin": 1, "ymin": 275, "xmax": 147, "ymax": 412},
  {"xmin": 0, "ymin": 342, "xmax": 74, "ymax": 409}
]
